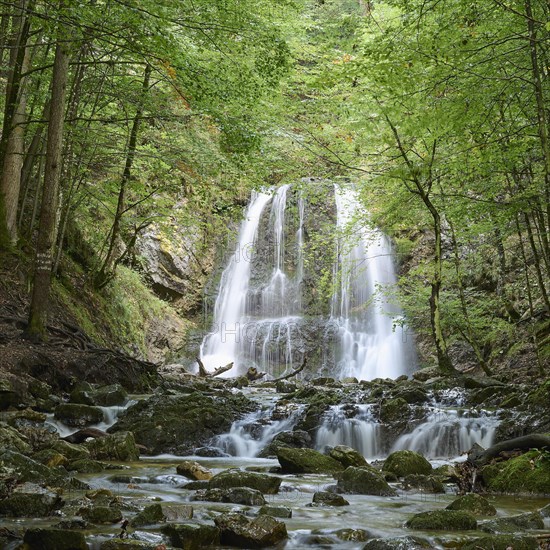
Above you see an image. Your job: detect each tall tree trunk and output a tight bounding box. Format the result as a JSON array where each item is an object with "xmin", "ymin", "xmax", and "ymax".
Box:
[
  {"xmin": 25, "ymin": 40, "xmax": 70, "ymax": 340},
  {"xmin": 94, "ymin": 64, "xmax": 151, "ymax": 289}
]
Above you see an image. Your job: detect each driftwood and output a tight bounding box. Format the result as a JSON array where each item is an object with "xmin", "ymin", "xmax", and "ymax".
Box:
[
  {"xmin": 196, "ymin": 356, "xmax": 233, "ymax": 378},
  {"xmin": 63, "ymin": 427, "xmax": 107, "ymax": 444},
  {"xmin": 468, "ymin": 433, "xmax": 550, "ymax": 466},
  {"xmin": 272, "ymin": 356, "xmax": 307, "ymax": 382}
]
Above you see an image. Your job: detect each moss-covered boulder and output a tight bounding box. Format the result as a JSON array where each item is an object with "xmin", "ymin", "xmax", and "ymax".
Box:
[
  {"xmin": 405, "ymin": 510, "xmax": 477, "ymax": 530},
  {"xmin": 92, "ymin": 384, "xmax": 128, "ymax": 406},
  {"xmin": 194, "ymin": 487, "xmax": 266, "ymax": 506},
  {"xmin": 100, "ymin": 540, "xmax": 156, "ymax": 550},
  {"xmin": 329, "ymin": 445, "xmax": 368, "ymax": 468},
  {"xmin": 258, "ymin": 430, "xmax": 311, "ymax": 458},
  {"xmin": 160, "ymin": 522, "xmax": 220, "ymax": 548},
  {"xmin": 480, "ymin": 450, "xmax": 550, "ymax": 494},
  {"xmin": 310, "ymin": 491, "xmax": 349, "ymax": 507},
  {"xmin": 0, "ymin": 451, "xmax": 65, "ymax": 486},
  {"xmin": 0, "ymin": 484, "xmax": 63, "ymax": 517},
  {"xmin": 208, "ymin": 469, "xmax": 281, "ymax": 494},
  {"xmin": 446, "ymin": 493, "xmax": 496, "ymax": 516},
  {"xmin": 32, "ymin": 449, "xmax": 69, "ymax": 468},
  {"xmin": 337, "ymin": 466, "xmax": 397, "ymax": 496},
  {"xmin": 276, "ymin": 447, "xmax": 344, "ymax": 474},
  {"xmin": 383, "ymin": 450, "xmax": 432, "ymax": 477},
  {"xmin": 334, "ymin": 528, "xmax": 369, "ymax": 542},
  {"xmin": 23, "ymin": 528, "xmax": 88, "ymax": 550},
  {"xmin": 460, "ymin": 535, "xmax": 539, "ymax": 550},
  {"xmin": 52, "ymin": 440, "xmax": 90, "ymax": 460},
  {"xmin": 86, "ymin": 431, "xmax": 139, "ymax": 461},
  {"xmin": 54, "ymin": 403, "xmax": 104, "ymax": 427},
  {"xmin": 402, "ymin": 474, "xmax": 444, "ymax": 493},
  {"xmin": 0, "ymin": 423, "xmax": 31, "ymax": 454},
  {"xmin": 380, "ymin": 398, "xmax": 410, "ymax": 423},
  {"xmin": 67, "ymin": 459, "xmax": 106, "ymax": 473},
  {"xmin": 480, "ymin": 511, "xmax": 544, "ymax": 533},
  {"xmin": 214, "ymin": 512, "xmax": 288, "ymax": 548},
  {"xmin": 108, "ymin": 391, "xmax": 253, "ymax": 454},
  {"xmin": 81, "ymin": 505, "xmax": 122, "ymax": 524},
  {"xmin": 176, "ymin": 460, "xmax": 213, "ymax": 480},
  {"xmin": 363, "ymin": 536, "xmax": 431, "ymax": 549},
  {"xmin": 130, "ymin": 503, "xmax": 165, "ymax": 527},
  {"xmin": 258, "ymin": 505, "xmax": 292, "ymax": 518}
]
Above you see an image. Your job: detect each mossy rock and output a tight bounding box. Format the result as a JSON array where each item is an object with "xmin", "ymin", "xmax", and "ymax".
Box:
[
  {"xmin": 527, "ymin": 379, "xmax": 550, "ymax": 407},
  {"xmin": 129, "ymin": 503, "xmax": 164, "ymax": 527},
  {"xmin": 32, "ymin": 449, "xmax": 69, "ymax": 468},
  {"xmin": 0, "ymin": 450, "xmax": 65, "ymax": 486},
  {"xmin": 334, "ymin": 528, "xmax": 369, "ymax": 542},
  {"xmin": 81, "ymin": 505, "xmax": 122, "ymax": 524},
  {"xmin": 160, "ymin": 522, "xmax": 220, "ymax": 548},
  {"xmin": 0, "ymin": 424, "xmax": 31, "ymax": 454},
  {"xmin": 214, "ymin": 512, "xmax": 288, "ymax": 548},
  {"xmin": 86, "ymin": 431, "xmax": 139, "ymax": 461},
  {"xmin": 0, "ymin": 485, "xmax": 63, "ymax": 517},
  {"xmin": 480, "ymin": 450, "xmax": 550, "ymax": 494},
  {"xmin": 480, "ymin": 511, "xmax": 544, "ymax": 533},
  {"xmin": 460, "ymin": 535, "xmax": 538, "ymax": 550},
  {"xmin": 258, "ymin": 505, "xmax": 292, "ymax": 518},
  {"xmin": 276, "ymin": 447, "xmax": 344, "ymax": 474},
  {"xmin": 402, "ymin": 474, "xmax": 444, "ymax": 493},
  {"xmin": 446, "ymin": 493, "xmax": 496, "ymax": 516},
  {"xmin": 208, "ymin": 469, "xmax": 281, "ymax": 494},
  {"xmin": 405, "ymin": 510, "xmax": 477, "ymax": 530},
  {"xmin": 54, "ymin": 403, "xmax": 104, "ymax": 427},
  {"xmin": 363, "ymin": 536, "xmax": 432, "ymax": 549},
  {"xmin": 92, "ymin": 384, "xmax": 128, "ymax": 406},
  {"xmin": 337, "ymin": 466, "xmax": 397, "ymax": 496},
  {"xmin": 67, "ymin": 458, "xmax": 106, "ymax": 473},
  {"xmin": 329, "ymin": 445, "xmax": 368, "ymax": 468},
  {"xmin": 383, "ymin": 450, "xmax": 432, "ymax": 477},
  {"xmin": 23, "ymin": 528, "xmax": 88, "ymax": 550},
  {"xmin": 310, "ymin": 491, "xmax": 349, "ymax": 507},
  {"xmin": 380, "ymin": 398, "xmax": 410, "ymax": 423},
  {"xmin": 195, "ymin": 487, "xmax": 266, "ymax": 506},
  {"xmin": 52, "ymin": 440, "xmax": 90, "ymax": 460}
]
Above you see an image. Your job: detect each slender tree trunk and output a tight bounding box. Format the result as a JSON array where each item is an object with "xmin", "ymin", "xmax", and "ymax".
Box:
[
  {"xmin": 25, "ymin": 40, "xmax": 70, "ymax": 340},
  {"xmin": 94, "ymin": 64, "xmax": 151, "ymax": 289}
]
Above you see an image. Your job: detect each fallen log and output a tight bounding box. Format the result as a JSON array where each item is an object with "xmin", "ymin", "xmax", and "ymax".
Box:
[
  {"xmin": 196, "ymin": 356, "xmax": 233, "ymax": 378},
  {"xmin": 272, "ymin": 356, "xmax": 307, "ymax": 382},
  {"xmin": 468, "ymin": 433, "xmax": 550, "ymax": 466}
]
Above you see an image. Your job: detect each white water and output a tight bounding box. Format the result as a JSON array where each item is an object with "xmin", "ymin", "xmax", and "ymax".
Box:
[
  {"xmin": 315, "ymin": 404, "xmax": 381, "ymax": 458},
  {"xmin": 391, "ymin": 409, "xmax": 499, "ymax": 459},
  {"xmin": 331, "ymin": 186, "xmax": 415, "ymax": 381},
  {"xmin": 199, "ymin": 190, "xmax": 272, "ymax": 375}
]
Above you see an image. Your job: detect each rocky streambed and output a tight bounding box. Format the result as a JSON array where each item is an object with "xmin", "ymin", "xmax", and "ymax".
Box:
[{"xmin": 1, "ymin": 370, "xmax": 549, "ymax": 549}]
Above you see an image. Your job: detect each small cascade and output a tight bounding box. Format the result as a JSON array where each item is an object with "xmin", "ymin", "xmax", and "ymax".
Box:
[
  {"xmin": 391, "ymin": 409, "xmax": 499, "ymax": 459},
  {"xmin": 213, "ymin": 406, "xmax": 303, "ymax": 458},
  {"xmin": 331, "ymin": 186, "xmax": 416, "ymax": 380},
  {"xmin": 315, "ymin": 404, "xmax": 381, "ymax": 458}
]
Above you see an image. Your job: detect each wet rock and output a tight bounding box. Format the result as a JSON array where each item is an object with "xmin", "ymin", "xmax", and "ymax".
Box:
[
  {"xmin": 86, "ymin": 431, "xmax": 140, "ymax": 461},
  {"xmin": 412, "ymin": 367, "xmax": 445, "ymax": 382},
  {"xmin": 0, "ymin": 484, "xmax": 63, "ymax": 517},
  {"xmin": 176, "ymin": 460, "xmax": 213, "ymax": 480},
  {"xmin": 67, "ymin": 458, "xmax": 106, "ymax": 473},
  {"xmin": 432, "ymin": 464, "xmax": 459, "ymax": 483},
  {"xmin": 130, "ymin": 503, "xmax": 164, "ymax": 527},
  {"xmin": 276, "ymin": 447, "xmax": 344, "ymax": 474},
  {"xmin": 32, "ymin": 449, "xmax": 69, "ymax": 468},
  {"xmin": 405, "ymin": 510, "xmax": 477, "ymax": 530},
  {"xmin": 363, "ymin": 535, "xmax": 432, "ymax": 549},
  {"xmin": 100, "ymin": 540, "xmax": 158, "ymax": 550},
  {"xmin": 194, "ymin": 487, "xmax": 266, "ymax": 506},
  {"xmin": 480, "ymin": 511, "xmax": 544, "ymax": 533},
  {"xmin": 446, "ymin": 493, "xmax": 497, "ymax": 516},
  {"xmin": 0, "ymin": 423, "xmax": 31, "ymax": 454},
  {"xmin": 258, "ymin": 430, "xmax": 312, "ymax": 457},
  {"xmin": 54, "ymin": 403, "xmax": 104, "ymax": 427},
  {"xmin": 109, "ymin": 391, "xmax": 253, "ymax": 454},
  {"xmin": 194, "ymin": 446, "xmax": 229, "ymax": 457},
  {"xmin": 214, "ymin": 512, "xmax": 288, "ymax": 548},
  {"xmin": 23, "ymin": 528, "xmax": 88, "ymax": 550},
  {"xmin": 335, "ymin": 528, "xmax": 369, "ymax": 542},
  {"xmin": 181, "ymin": 480, "xmax": 209, "ymax": 490},
  {"xmin": 81, "ymin": 505, "xmax": 123, "ymax": 524},
  {"xmin": 337, "ymin": 466, "xmax": 397, "ymax": 496},
  {"xmin": 479, "ymin": 449, "xmax": 550, "ymax": 494},
  {"xmin": 402, "ymin": 474, "xmax": 444, "ymax": 493},
  {"xmin": 0, "ymin": 451, "xmax": 65, "ymax": 486},
  {"xmin": 55, "ymin": 519, "xmax": 91, "ymax": 529},
  {"xmin": 0, "ymin": 374, "xmax": 27, "ymax": 410},
  {"xmin": 390, "ymin": 383, "xmax": 428, "ymax": 404},
  {"xmin": 460, "ymin": 535, "xmax": 538, "ymax": 550},
  {"xmin": 208, "ymin": 469, "xmax": 281, "ymax": 494},
  {"xmin": 52, "ymin": 440, "xmax": 90, "ymax": 460},
  {"xmin": 161, "ymin": 503, "xmax": 193, "ymax": 521},
  {"xmin": 92, "ymin": 384, "xmax": 128, "ymax": 406},
  {"xmin": 329, "ymin": 445, "xmax": 368, "ymax": 468},
  {"xmin": 160, "ymin": 522, "xmax": 220, "ymax": 548},
  {"xmin": 63, "ymin": 427, "xmax": 107, "ymax": 444},
  {"xmin": 379, "ymin": 398, "xmax": 409, "ymax": 423},
  {"xmin": 383, "ymin": 450, "xmax": 432, "ymax": 477},
  {"xmin": 258, "ymin": 505, "xmax": 292, "ymax": 518},
  {"xmin": 310, "ymin": 491, "xmax": 349, "ymax": 507}
]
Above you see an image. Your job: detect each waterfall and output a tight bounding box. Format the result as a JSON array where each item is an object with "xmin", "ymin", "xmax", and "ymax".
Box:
[
  {"xmin": 315, "ymin": 405, "xmax": 381, "ymax": 458},
  {"xmin": 391, "ymin": 409, "xmax": 499, "ymax": 459},
  {"xmin": 331, "ymin": 186, "xmax": 415, "ymax": 380},
  {"xmin": 199, "ymin": 190, "xmax": 272, "ymax": 375}
]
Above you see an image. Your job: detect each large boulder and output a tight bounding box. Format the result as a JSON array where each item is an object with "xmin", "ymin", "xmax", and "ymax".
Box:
[
  {"xmin": 214, "ymin": 512, "xmax": 288, "ymax": 548},
  {"xmin": 130, "ymin": 502, "xmax": 193, "ymax": 527},
  {"xmin": 208, "ymin": 470, "xmax": 281, "ymax": 494},
  {"xmin": 54, "ymin": 403, "xmax": 104, "ymax": 427},
  {"xmin": 383, "ymin": 450, "xmax": 432, "ymax": 477},
  {"xmin": 81, "ymin": 505, "xmax": 122, "ymax": 524},
  {"xmin": 194, "ymin": 487, "xmax": 266, "ymax": 506},
  {"xmin": 160, "ymin": 522, "xmax": 220, "ymax": 548},
  {"xmin": 276, "ymin": 447, "xmax": 344, "ymax": 474},
  {"xmin": 23, "ymin": 528, "xmax": 88, "ymax": 550},
  {"xmin": 258, "ymin": 430, "xmax": 311, "ymax": 457},
  {"xmin": 460, "ymin": 535, "xmax": 539, "ymax": 550},
  {"xmin": 85, "ymin": 431, "xmax": 139, "ymax": 461},
  {"xmin": 446, "ymin": 493, "xmax": 496, "ymax": 516},
  {"xmin": 0, "ymin": 451, "xmax": 67, "ymax": 487},
  {"xmin": 109, "ymin": 391, "xmax": 253, "ymax": 454},
  {"xmin": 337, "ymin": 466, "xmax": 397, "ymax": 496},
  {"xmin": 405, "ymin": 510, "xmax": 477, "ymax": 530},
  {"xmin": 0, "ymin": 484, "xmax": 63, "ymax": 517},
  {"xmin": 176, "ymin": 460, "xmax": 213, "ymax": 480},
  {"xmin": 329, "ymin": 445, "xmax": 368, "ymax": 468},
  {"xmin": 0, "ymin": 423, "xmax": 31, "ymax": 454},
  {"xmin": 310, "ymin": 491, "xmax": 349, "ymax": 507},
  {"xmin": 480, "ymin": 511, "xmax": 544, "ymax": 533}
]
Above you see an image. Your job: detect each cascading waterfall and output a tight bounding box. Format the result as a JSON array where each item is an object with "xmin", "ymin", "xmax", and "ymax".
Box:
[
  {"xmin": 315, "ymin": 405, "xmax": 381, "ymax": 458},
  {"xmin": 331, "ymin": 186, "xmax": 415, "ymax": 381},
  {"xmin": 391, "ymin": 409, "xmax": 499, "ymax": 459}
]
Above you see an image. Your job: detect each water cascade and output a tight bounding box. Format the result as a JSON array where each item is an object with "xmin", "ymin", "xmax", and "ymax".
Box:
[
  {"xmin": 391, "ymin": 409, "xmax": 499, "ymax": 459},
  {"xmin": 315, "ymin": 405, "xmax": 381, "ymax": 458},
  {"xmin": 331, "ymin": 187, "xmax": 416, "ymax": 380}
]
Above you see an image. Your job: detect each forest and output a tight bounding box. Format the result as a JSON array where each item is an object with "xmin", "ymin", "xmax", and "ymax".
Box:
[{"xmin": 0, "ymin": 0, "xmax": 549, "ymax": 549}]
